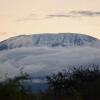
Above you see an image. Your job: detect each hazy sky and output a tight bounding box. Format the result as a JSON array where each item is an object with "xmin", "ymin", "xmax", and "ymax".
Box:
[{"xmin": 0, "ymin": 0, "xmax": 100, "ymax": 41}]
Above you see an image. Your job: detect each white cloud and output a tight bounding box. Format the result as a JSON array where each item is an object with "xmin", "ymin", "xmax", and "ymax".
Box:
[{"xmin": 0, "ymin": 46, "xmax": 100, "ymax": 81}]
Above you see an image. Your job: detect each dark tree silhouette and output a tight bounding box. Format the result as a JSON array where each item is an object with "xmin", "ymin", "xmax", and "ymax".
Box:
[{"xmin": 46, "ymin": 65, "xmax": 100, "ymax": 100}]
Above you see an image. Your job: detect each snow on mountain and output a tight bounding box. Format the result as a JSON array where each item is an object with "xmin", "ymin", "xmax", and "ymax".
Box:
[
  {"xmin": 0, "ymin": 33, "xmax": 100, "ymax": 89},
  {"xmin": 0, "ymin": 33, "xmax": 99, "ymax": 50}
]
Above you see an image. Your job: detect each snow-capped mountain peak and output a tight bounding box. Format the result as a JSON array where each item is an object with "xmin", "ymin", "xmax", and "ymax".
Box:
[{"xmin": 0, "ymin": 33, "xmax": 99, "ymax": 50}]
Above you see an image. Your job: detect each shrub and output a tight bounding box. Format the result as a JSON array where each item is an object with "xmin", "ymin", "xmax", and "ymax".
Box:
[{"xmin": 46, "ymin": 65, "xmax": 100, "ymax": 100}]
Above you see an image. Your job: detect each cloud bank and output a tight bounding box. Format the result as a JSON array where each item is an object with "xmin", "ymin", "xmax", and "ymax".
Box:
[
  {"xmin": 16, "ymin": 10, "xmax": 100, "ymax": 22},
  {"xmin": 16, "ymin": 13, "xmax": 38, "ymax": 22},
  {"xmin": 70, "ymin": 11, "xmax": 100, "ymax": 17},
  {"xmin": 47, "ymin": 10, "xmax": 100, "ymax": 19},
  {"xmin": 0, "ymin": 46, "xmax": 100, "ymax": 81}
]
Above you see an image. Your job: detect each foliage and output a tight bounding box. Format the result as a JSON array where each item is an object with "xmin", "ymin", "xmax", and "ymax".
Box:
[
  {"xmin": 0, "ymin": 73, "xmax": 36, "ymax": 100},
  {"xmin": 0, "ymin": 65, "xmax": 100, "ymax": 100},
  {"xmin": 46, "ymin": 65, "xmax": 100, "ymax": 100}
]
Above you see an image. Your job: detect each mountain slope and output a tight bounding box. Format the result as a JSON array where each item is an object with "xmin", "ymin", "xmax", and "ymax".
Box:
[
  {"xmin": 0, "ymin": 33, "xmax": 100, "ymax": 91},
  {"xmin": 0, "ymin": 33, "xmax": 99, "ymax": 50}
]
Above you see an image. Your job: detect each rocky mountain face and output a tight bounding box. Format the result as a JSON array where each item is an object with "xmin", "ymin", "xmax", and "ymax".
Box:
[{"xmin": 0, "ymin": 33, "xmax": 98, "ymax": 50}]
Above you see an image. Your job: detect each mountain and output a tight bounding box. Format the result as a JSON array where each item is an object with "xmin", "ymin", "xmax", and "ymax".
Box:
[
  {"xmin": 0, "ymin": 33, "xmax": 100, "ymax": 91},
  {"xmin": 0, "ymin": 33, "xmax": 99, "ymax": 50}
]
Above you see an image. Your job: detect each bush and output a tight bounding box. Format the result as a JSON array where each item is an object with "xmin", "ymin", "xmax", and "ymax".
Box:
[
  {"xmin": 46, "ymin": 65, "xmax": 100, "ymax": 100},
  {"xmin": 0, "ymin": 73, "xmax": 36, "ymax": 100},
  {"xmin": 0, "ymin": 65, "xmax": 100, "ymax": 100}
]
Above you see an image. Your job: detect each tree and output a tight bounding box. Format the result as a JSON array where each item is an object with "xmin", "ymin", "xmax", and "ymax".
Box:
[
  {"xmin": 46, "ymin": 65, "xmax": 100, "ymax": 100},
  {"xmin": 0, "ymin": 73, "xmax": 35, "ymax": 100}
]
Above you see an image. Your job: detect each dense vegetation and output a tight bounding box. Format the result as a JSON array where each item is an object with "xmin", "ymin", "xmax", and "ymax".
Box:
[{"xmin": 0, "ymin": 65, "xmax": 100, "ymax": 100}]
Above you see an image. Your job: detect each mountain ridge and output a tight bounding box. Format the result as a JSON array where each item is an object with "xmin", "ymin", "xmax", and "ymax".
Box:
[{"xmin": 0, "ymin": 33, "xmax": 99, "ymax": 50}]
